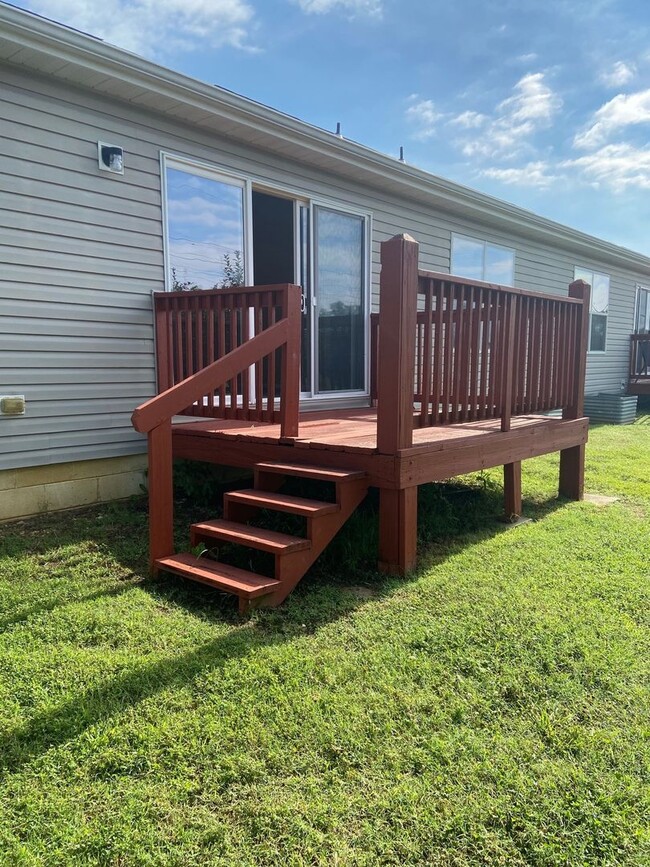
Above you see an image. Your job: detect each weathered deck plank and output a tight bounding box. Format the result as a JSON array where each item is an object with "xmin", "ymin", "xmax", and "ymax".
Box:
[{"xmin": 171, "ymin": 409, "xmax": 589, "ymax": 492}]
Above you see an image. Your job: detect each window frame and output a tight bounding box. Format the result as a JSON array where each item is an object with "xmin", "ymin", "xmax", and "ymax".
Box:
[
  {"xmin": 574, "ymin": 266, "xmax": 610, "ymax": 354},
  {"xmin": 161, "ymin": 152, "xmax": 252, "ymax": 292},
  {"xmin": 450, "ymin": 233, "xmax": 515, "ymax": 286},
  {"xmin": 160, "ymin": 151, "xmax": 373, "ymax": 401}
]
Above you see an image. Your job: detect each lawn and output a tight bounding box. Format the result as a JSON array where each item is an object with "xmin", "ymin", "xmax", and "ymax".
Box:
[{"xmin": 0, "ymin": 419, "xmax": 649, "ymax": 866}]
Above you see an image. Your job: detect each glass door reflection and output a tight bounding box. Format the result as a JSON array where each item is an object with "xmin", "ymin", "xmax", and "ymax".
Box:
[{"xmin": 313, "ymin": 206, "xmax": 366, "ymax": 394}]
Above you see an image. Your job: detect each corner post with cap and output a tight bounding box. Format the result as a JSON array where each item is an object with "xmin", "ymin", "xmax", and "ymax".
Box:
[{"xmin": 376, "ymin": 234, "xmax": 419, "ymax": 574}]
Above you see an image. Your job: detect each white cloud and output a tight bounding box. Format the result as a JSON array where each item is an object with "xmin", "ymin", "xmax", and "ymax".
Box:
[
  {"xmin": 294, "ymin": 0, "xmax": 381, "ymax": 16},
  {"xmin": 574, "ymin": 89, "xmax": 650, "ymax": 149},
  {"xmin": 563, "ymin": 143, "xmax": 650, "ymax": 192},
  {"xmin": 448, "ymin": 110, "xmax": 486, "ymax": 129},
  {"xmin": 599, "ymin": 60, "xmax": 636, "ymax": 88},
  {"xmin": 23, "ymin": 0, "xmax": 256, "ymax": 57},
  {"xmin": 405, "ymin": 97, "xmax": 443, "ymax": 140},
  {"xmin": 458, "ymin": 73, "xmax": 562, "ymax": 160},
  {"xmin": 481, "ymin": 161, "xmax": 559, "ymax": 188},
  {"xmin": 498, "ymin": 72, "xmax": 561, "ymax": 127}
]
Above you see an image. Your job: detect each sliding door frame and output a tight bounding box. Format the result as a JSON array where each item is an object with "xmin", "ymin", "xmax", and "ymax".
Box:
[{"xmin": 161, "ymin": 151, "xmax": 372, "ymax": 403}]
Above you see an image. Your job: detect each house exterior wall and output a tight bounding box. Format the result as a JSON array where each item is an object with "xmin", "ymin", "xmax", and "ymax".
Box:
[{"xmin": 0, "ymin": 64, "xmax": 644, "ymax": 480}]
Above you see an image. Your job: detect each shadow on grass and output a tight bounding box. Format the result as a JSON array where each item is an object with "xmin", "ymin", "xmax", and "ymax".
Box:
[
  {"xmin": 0, "ymin": 583, "xmax": 136, "ymax": 632},
  {"xmin": 0, "ymin": 475, "xmax": 571, "ymax": 778},
  {"xmin": 0, "ymin": 620, "xmax": 280, "ymax": 777}
]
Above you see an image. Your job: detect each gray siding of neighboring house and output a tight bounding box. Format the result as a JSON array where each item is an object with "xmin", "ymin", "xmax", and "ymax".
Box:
[{"xmin": 0, "ymin": 65, "xmax": 642, "ymax": 471}]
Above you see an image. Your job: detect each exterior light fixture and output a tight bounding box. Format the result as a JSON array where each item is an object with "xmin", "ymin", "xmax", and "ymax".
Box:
[{"xmin": 98, "ymin": 142, "xmax": 124, "ymax": 174}]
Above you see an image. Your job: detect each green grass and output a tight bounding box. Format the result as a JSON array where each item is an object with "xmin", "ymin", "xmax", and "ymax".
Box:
[{"xmin": 0, "ymin": 418, "xmax": 649, "ymax": 866}]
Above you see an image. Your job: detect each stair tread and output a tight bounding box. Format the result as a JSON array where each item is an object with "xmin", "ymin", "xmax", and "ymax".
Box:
[
  {"xmin": 255, "ymin": 461, "xmax": 366, "ymax": 482},
  {"xmin": 191, "ymin": 519, "xmax": 310, "ymax": 553},
  {"xmin": 155, "ymin": 552, "xmax": 280, "ymax": 598},
  {"xmin": 225, "ymin": 489, "xmax": 339, "ymax": 516}
]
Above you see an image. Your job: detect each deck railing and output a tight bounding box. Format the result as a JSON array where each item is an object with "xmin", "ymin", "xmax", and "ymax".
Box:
[
  {"xmin": 131, "ymin": 283, "xmax": 301, "ymax": 566},
  {"xmin": 152, "ymin": 284, "xmax": 301, "ymax": 425},
  {"xmin": 629, "ymin": 333, "xmax": 650, "ymax": 383},
  {"xmin": 374, "ymin": 234, "xmax": 590, "ymax": 454}
]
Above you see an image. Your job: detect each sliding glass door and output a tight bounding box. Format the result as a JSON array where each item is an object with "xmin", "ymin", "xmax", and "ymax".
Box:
[
  {"xmin": 312, "ymin": 206, "xmax": 367, "ymax": 395},
  {"xmin": 163, "ymin": 153, "xmax": 369, "ymax": 400}
]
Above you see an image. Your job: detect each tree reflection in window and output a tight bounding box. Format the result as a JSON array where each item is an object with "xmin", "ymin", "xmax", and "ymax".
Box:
[{"xmin": 166, "ymin": 165, "xmax": 245, "ymax": 290}]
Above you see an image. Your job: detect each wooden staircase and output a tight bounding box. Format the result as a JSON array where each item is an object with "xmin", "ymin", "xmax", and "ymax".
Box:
[{"xmin": 154, "ymin": 461, "xmax": 369, "ymax": 612}]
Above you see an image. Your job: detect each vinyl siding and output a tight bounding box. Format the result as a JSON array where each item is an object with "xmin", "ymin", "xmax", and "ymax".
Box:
[{"xmin": 0, "ymin": 65, "xmax": 643, "ymax": 471}]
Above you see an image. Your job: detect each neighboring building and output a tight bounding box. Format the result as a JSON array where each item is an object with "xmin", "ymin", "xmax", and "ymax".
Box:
[{"xmin": 0, "ymin": 1, "xmax": 648, "ymax": 520}]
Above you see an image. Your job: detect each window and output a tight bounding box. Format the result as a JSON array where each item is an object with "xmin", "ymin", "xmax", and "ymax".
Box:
[
  {"xmin": 451, "ymin": 234, "xmax": 515, "ymax": 285},
  {"xmin": 574, "ymin": 267, "xmax": 609, "ymax": 352},
  {"xmin": 163, "ymin": 156, "xmax": 246, "ymax": 290}
]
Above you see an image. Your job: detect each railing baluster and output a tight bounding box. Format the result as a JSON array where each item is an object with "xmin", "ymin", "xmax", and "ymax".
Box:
[
  {"xmin": 458, "ymin": 284, "xmax": 472, "ymax": 422},
  {"xmin": 268, "ymin": 299, "xmax": 277, "ymax": 422},
  {"xmin": 488, "ymin": 289, "xmax": 501, "ymax": 418},
  {"xmin": 528, "ymin": 298, "xmax": 538, "ymax": 413},
  {"xmin": 452, "ymin": 283, "xmax": 465, "ymax": 423},
  {"xmin": 469, "ymin": 287, "xmax": 481, "ymax": 420},
  {"xmin": 420, "ymin": 280, "xmax": 433, "ymax": 426},
  {"xmin": 174, "ymin": 296, "xmax": 183, "ymax": 385},
  {"xmin": 443, "ymin": 280, "xmax": 455, "ymax": 424},
  {"xmin": 501, "ymin": 295, "xmax": 516, "ymax": 431},
  {"xmin": 431, "ymin": 279, "xmax": 444, "ymax": 424},
  {"xmin": 478, "ymin": 290, "xmax": 490, "ymax": 419}
]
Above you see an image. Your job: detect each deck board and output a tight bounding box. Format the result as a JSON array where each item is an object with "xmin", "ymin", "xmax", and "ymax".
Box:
[{"xmin": 172, "ymin": 408, "xmax": 572, "ymax": 455}]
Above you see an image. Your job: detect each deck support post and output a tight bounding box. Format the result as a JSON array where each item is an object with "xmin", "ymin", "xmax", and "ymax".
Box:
[
  {"xmin": 559, "ymin": 445, "xmax": 585, "ymax": 500},
  {"xmin": 376, "ymin": 234, "xmax": 419, "ymax": 574},
  {"xmin": 378, "ymin": 487, "xmax": 418, "ymax": 575},
  {"xmin": 503, "ymin": 461, "xmax": 522, "ymax": 519},
  {"xmin": 147, "ymin": 419, "xmax": 174, "ymax": 571},
  {"xmin": 558, "ymin": 279, "xmax": 590, "ymax": 501}
]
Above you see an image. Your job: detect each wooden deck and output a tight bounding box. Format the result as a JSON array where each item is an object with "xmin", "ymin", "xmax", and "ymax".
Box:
[
  {"xmin": 173, "ymin": 409, "xmax": 589, "ymax": 488},
  {"xmin": 133, "ymin": 233, "xmax": 592, "ymax": 605}
]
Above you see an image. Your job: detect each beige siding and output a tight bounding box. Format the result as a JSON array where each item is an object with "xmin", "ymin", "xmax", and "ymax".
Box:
[{"xmin": 0, "ymin": 66, "xmax": 642, "ymax": 471}]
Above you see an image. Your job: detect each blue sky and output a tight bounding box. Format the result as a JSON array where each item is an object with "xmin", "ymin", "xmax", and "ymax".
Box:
[{"xmin": 12, "ymin": 0, "xmax": 650, "ymax": 254}]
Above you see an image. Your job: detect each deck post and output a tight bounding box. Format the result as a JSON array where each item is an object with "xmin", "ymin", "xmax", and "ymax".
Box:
[
  {"xmin": 147, "ymin": 419, "xmax": 174, "ymax": 571},
  {"xmin": 377, "ymin": 233, "xmax": 419, "ymax": 454},
  {"xmin": 559, "ymin": 279, "xmax": 590, "ymax": 500},
  {"xmin": 377, "ymin": 234, "xmax": 419, "ymax": 574},
  {"xmin": 280, "ymin": 284, "xmax": 301, "ymax": 439},
  {"xmin": 503, "ymin": 461, "xmax": 522, "ymax": 519},
  {"xmin": 378, "ymin": 487, "xmax": 418, "ymax": 574}
]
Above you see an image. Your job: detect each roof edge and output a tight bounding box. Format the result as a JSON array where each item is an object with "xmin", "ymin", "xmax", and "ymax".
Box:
[{"xmin": 2, "ymin": 1, "xmax": 650, "ymax": 274}]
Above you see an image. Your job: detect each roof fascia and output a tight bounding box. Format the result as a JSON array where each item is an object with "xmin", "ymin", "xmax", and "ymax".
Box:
[{"xmin": 2, "ymin": 2, "xmax": 650, "ymax": 275}]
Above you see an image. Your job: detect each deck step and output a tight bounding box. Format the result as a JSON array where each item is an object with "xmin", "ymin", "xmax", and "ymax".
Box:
[
  {"xmin": 225, "ymin": 489, "xmax": 340, "ymax": 517},
  {"xmin": 191, "ymin": 519, "xmax": 310, "ymax": 554},
  {"xmin": 155, "ymin": 552, "xmax": 280, "ymax": 598},
  {"xmin": 255, "ymin": 461, "xmax": 366, "ymax": 482}
]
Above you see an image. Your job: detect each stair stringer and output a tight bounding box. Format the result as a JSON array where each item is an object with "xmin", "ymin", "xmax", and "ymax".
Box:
[
  {"xmin": 222, "ymin": 474, "xmax": 369, "ymax": 611},
  {"xmin": 266, "ymin": 476, "xmax": 369, "ymax": 607}
]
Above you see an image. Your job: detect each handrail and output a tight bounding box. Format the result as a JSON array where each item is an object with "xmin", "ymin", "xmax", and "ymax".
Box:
[
  {"xmin": 136, "ymin": 282, "xmax": 301, "ymax": 569},
  {"xmin": 417, "ymin": 268, "xmax": 584, "ymax": 305},
  {"xmin": 153, "ymin": 283, "xmax": 296, "ymax": 301},
  {"xmin": 132, "ymin": 320, "xmax": 289, "ymax": 434}
]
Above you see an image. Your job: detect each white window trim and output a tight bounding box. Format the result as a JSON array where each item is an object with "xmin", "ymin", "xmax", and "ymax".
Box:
[
  {"xmin": 450, "ymin": 233, "xmax": 515, "ymax": 286},
  {"xmin": 575, "ymin": 266, "xmax": 609, "ymax": 354}
]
